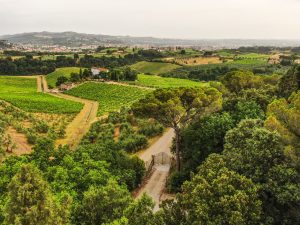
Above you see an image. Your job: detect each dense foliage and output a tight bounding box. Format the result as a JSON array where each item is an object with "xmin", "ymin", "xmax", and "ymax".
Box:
[{"xmin": 1, "ymin": 48, "xmax": 299, "ymax": 224}]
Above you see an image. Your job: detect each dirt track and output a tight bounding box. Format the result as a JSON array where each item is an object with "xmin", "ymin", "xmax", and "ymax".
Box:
[
  {"xmin": 138, "ymin": 129, "xmax": 174, "ymax": 162},
  {"xmin": 136, "ymin": 165, "xmax": 170, "ymax": 212},
  {"xmin": 136, "ymin": 129, "xmax": 175, "ymax": 211},
  {"xmin": 37, "ymin": 76, "xmax": 42, "ymax": 92},
  {"xmin": 40, "ymin": 76, "xmax": 99, "ymax": 150},
  {"xmin": 6, "ymin": 126, "xmax": 32, "ymax": 156}
]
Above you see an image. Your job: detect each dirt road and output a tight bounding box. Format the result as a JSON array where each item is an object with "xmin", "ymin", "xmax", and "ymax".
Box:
[
  {"xmin": 137, "ymin": 165, "xmax": 170, "ymax": 212},
  {"xmin": 136, "ymin": 129, "xmax": 175, "ymax": 211},
  {"xmin": 37, "ymin": 76, "xmax": 42, "ymax": 92},
  {"xmin": 137, "ymin": 129, "xmax": 174, "ymax": 162},
  {"xmin": 41, "ymin": 76, "xmax": 99, "ymax": 150}
]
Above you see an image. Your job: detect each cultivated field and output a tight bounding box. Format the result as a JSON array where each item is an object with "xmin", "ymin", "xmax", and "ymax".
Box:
[
  {"xmin": 66, "ymin": 82, "xmax": 151, "ymax": 115},
  {"xmin": 130, "ymin": 74, "xmax": 207, "ymax": 88},
  {"xmin": 46, "ymin": 67, "xmax": 83, "ymax": 87},
  {"xmin": 0, "ymin": 76, "xmax": 83, "ymax": 113},
  {"xmin": 131, "ymin": 61, "xmax": 181, "ymax": 75},
  {"xmin": 167, "ymin": 56, "xmax": 222, "ymax": 66}
]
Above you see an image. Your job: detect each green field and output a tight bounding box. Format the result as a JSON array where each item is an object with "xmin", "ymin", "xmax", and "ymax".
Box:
[
  {"xmin": 66, "ymin": 82, "xmax": 150, "ymax": 115},
  {"xmin": 0, "ymin": 76, "xmax": 83, "ymax": 113},
  {"xmin": 227, "ymin": 58, "xmax": 268, "ymax": 66},
  {"xmin": 131, "ymin": 61, "xmax": 181, "ymax": 75},
  {"xmin": 46, "ymin": 67, "xmax": 83, "ymax": 87},
  {"xmin": 130, "ymin": 74, "xmax": 207, "ymax": 88},
  {"xmin": 236, "ymin": 53, "xmax": 270, "ymax": 59}
]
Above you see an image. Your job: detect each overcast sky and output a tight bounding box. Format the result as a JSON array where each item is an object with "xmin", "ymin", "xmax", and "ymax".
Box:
[{"xmin": 0, "ymin": 0, "xmax": 300, "ymax": 39}]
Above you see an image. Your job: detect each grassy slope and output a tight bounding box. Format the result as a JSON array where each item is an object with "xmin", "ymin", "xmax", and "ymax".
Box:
[
  {"xmin": 46, "ymin": 67, "xmax": 82, "ymax": 87},
  {"xmin": 0, "ymin": 76, "xmax": 83, "ymax": 113},
  {"xmin": 131, "ymin": 74, "xmax": 208, "ymax": 88},
  {"xmin": 131, "ymin": 61, "xmax": 181, "ymax": 75},
  {"xmin": 66, "ymin": 82, "xmax": 151, "ymax": 115}
]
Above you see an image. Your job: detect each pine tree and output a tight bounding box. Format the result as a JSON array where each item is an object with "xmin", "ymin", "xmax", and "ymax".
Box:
[{"xmin": 4, "ymin": 164, "xmax": 62, "ymax": 225}]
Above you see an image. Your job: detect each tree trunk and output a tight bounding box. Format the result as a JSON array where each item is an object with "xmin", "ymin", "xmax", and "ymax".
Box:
[{"xmin": 174, "ymin": 128, "xmax": 181, "ymax": 171}]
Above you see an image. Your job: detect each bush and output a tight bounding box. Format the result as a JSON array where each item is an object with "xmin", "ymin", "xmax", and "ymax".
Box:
[
  {"xmin": 26, "ymin": 133, "xmax": 37, "ymax": 145},
  {"xmin": 138, "ymin": 120, "xmax": 164, "ymax": 137},
  {"xmin": 120, "ymin": 134, "xmax": 148, "ymax": 153},
  {"xmin": 34, "ymin": 122, "xmax": 49, "ymax": 133}
]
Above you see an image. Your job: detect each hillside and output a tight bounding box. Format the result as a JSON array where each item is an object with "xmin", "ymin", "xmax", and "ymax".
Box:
[{"xmin": 2, "ymin": 31, "xmax": 300, "ymax": 48}]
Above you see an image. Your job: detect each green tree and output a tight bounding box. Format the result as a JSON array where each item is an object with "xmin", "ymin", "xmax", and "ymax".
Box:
[
  {"xmin": 75, "ymin": 179, "xmax": 132, "ymax": 224},
  {"xmin": 133, "ymin": 87, "xmax": 222, "ymax": 171},
  {"xmin": 265, "ymin": 91, "xmax": 300, "ymax": 168},
  {"xmin": 56, "ymin": 75, "xmax": 68, "ymax": 87},
  {"xmin": 168, "ymin": 112, "xmax": 234, "ymax": 192},
  {"xmin": 223, "ymin": 119, "xmax": 300, "ymax": 224},
  {"xmin": 82, "ymin": 69, "xmax": 92, "ymax": 79},
  {"xmin": 223, "ymin": 119, "xmax": 284, "ymax": 183},
  {"xmin": 220, "ymin": 70, "xmax": 262, "ymax": 93},
  {"xmin": 70, "ymin": 72, "xmax": 80, "ymax": 82},
  {"xmin": 278, "ymin": 65, "xmax": 300, "ymax": 98},
  {"xmin": 123, "ymin": 67, "xmax": 138, "ymax": 81},
  {"xmin": 124, "ymin": 194, "xmax": 163, "ymax": 225},
  {"xmin": 4, "ymin": 164, "xmax": 63, "ymax": 225},
  {"xmin": 161, "ymin": 154, "xmax": 262, "ymax": 225}
]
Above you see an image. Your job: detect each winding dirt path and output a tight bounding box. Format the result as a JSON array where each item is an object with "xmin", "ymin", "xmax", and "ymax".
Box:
[
  {"xmin": 137, "ymin": 129, "xmax": 174, "ymax": 162},
  {"xmin": 40, "ymin": 76, "xmax": 99, "ymax": 150},
  {"xmin": 136, "ymin": 129, "xmax": 175, "ymax": 211}
]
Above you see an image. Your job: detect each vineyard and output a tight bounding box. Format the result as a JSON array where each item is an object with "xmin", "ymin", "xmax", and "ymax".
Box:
[
  {"xmin": 46, "ymin": 67, "xmax": 83, "ymax": 87},
  {"xmin": 168, "ymin": 56, "xmax": 222, "ymax": 66},
  {"xmin": 0, "ymin": 76, "xmax": 83, "ymax": 113},
  {"xmin": 66, "ymin": 82, "xmax": 151, "ymax": 115},
  {"xmin": 131, "ymin": 61, "xmax": 181, "ymax": 75},
  {"xmin": 130, "ymin": 74, "xmax": 208, "ymax": 88}
]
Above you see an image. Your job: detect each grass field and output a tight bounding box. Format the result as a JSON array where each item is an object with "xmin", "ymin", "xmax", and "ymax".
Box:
[
  {"xmin": 66, "ymin": 82, "xmax": 151, "ymax": 115},
  {"xmin": 0, "ymin": 76, "xmax": 83, "ymax": 113},
  {"xmin": 131, "ymin": 61, "xmax": 181, "ymax": 75},
  {"xmin": 46, "ymin": 67, "xmax": 83, "ymax": 87},
  {"xmin": 130, "ymin": 74, "xmax": 207, "ymax": 88}
]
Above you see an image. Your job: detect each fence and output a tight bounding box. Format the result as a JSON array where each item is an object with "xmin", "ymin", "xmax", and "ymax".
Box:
[{"xmin": 144, "ymin": 152, "xmax": 172, "ymax": 176}]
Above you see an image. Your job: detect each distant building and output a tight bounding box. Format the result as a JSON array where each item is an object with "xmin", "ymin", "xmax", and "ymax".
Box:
[
  {"xmin": 59, "ymin": 83, "xmax": 75, "ymax": 91},
  {"xmin": 91, "ymin": 67, "xmax": 109, "ymax": 76}
]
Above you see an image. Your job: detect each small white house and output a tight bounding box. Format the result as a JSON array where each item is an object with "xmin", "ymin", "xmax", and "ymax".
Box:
[{"xmin": 91, "ymin": 67, "xmax": 109, "ymax": 76}]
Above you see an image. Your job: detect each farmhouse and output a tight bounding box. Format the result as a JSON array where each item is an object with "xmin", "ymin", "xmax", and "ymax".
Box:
[
  {"xmin": 59, "ymin": 83, "xmax": 75, "ymax": 91},
  {"xmin": 91, "ymin": 67, "xmax": 109, "ymax": 76}
]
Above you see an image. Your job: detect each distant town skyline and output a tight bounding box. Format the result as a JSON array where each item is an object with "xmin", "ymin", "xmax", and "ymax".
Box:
[{"xmin": 0, "ymin": 0, "xmax": 300, "ymax": 39}]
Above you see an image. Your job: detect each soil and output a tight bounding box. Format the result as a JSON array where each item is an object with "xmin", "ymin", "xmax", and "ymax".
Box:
[{"xmin": 6, "ymin": 126, "xmax": 32, "ymax": 156}]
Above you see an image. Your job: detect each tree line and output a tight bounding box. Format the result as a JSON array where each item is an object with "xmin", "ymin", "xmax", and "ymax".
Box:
[{"xmin": 0, "ymin": 49, "xmax": 164, "ymax": 75}]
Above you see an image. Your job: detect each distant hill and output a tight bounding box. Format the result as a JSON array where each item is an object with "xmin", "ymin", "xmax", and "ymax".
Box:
[{"xmin": 1, "ymin": 31, "xmax": 300, "ymax": 48}]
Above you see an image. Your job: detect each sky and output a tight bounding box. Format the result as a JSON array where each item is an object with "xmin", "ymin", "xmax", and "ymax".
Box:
[{"xmin": 0, "ymin": 0, "xmax": 300, "ymax": 39}]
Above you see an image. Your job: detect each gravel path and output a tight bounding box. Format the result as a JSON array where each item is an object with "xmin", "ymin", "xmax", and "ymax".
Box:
[{"xmin": 136, "ymin": 129, "xmax": 175, "ymax": 211}]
